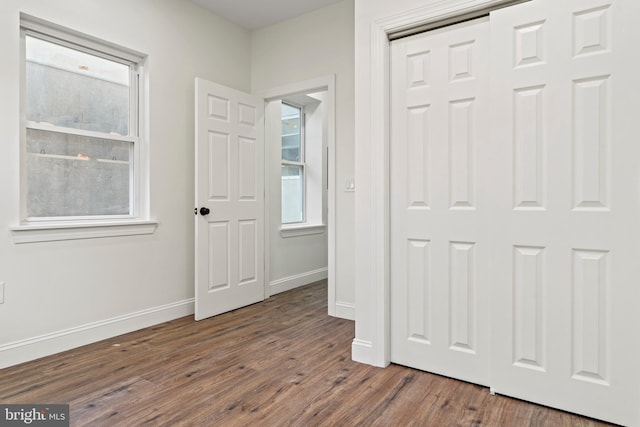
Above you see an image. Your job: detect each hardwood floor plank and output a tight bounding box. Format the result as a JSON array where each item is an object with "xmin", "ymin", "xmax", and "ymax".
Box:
[{"xmin": 0, "ymin": 281, "xmax": 614, "ymax": 426}]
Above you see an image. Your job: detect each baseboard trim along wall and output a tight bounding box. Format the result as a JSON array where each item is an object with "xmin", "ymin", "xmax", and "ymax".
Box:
[
  {"xmin": 0, "ymin": 298, "xmax": 195, "ymax": 370},
  {"xmin": 335, "ymin": 301, "xmax": 355, "ymax": 320},
  {"xmin": 351, "ymin": 338, "xmax": 377, "ymax": 365},
  {"xmin": 269, "ymin": 267, "xmax": 328, "ymax": 296}
]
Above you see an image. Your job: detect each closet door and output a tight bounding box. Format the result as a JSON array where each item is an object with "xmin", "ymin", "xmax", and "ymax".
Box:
[
  {"xmin": 489, "ymin": 1, "xmax": 640, "ymax": 425},
  {"xmin": 390, "ymin": 17, "xmax": 491, "ymax": 386}
]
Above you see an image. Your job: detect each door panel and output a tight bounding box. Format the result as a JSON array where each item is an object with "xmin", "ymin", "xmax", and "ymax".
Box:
[
  {"xmin": 195, "ymin": 78, "xmax": 265, "ymax": 320},
  {"xmin": 239, "ymin": 220, "xmax": 257, "ymax": 284},
  {"xmin": 489, "ymin": 1, "xmax": 640, "ymax": 424},
  {"xmin": 390, "ymin": 17, "xmax": 491, "ymax": 386},
  {"xmin": 390, "ymin": 1, "xmax": 640, "ymax": 424},
  {"xmin": 208, "ymin": 132, "xmax": 230, "ymax": 200},
  {"xmin": 208, "ymin": 221, "xmax": 229, "ymax": 291}
]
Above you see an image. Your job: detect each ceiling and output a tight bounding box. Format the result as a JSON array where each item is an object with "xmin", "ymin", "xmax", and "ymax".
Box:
[{"xmin": 191, "ymin": 0, "xmax": 343, "ymax": 30}]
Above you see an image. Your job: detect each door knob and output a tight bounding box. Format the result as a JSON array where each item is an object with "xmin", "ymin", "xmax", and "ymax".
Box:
[{"xmin": 199, "ymin": 207, "xmax": 210, "ymax": 216}]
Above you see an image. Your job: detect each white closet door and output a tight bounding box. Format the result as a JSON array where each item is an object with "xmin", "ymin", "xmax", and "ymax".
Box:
[
  {"xmin": 390, "ymin": 18, "xmax": 491, "ymax": 386},
  {"xmin": 489, "ymin": 1, "xmax": 640, "ymax": 425}
]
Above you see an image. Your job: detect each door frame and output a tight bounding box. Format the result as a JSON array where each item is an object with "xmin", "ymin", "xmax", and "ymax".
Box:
[
  {"xmin": 352, "ymin": 0, "xmax": 531, "ymax": 367},
  {"xmin": 256, "ymin": 75, "xmax": 338, "ymax": 315}
]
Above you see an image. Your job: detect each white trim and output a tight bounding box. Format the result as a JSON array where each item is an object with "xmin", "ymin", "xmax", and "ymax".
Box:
[
  {"xmin": 10, "ymin": 220, "xmax": 158, "ymax": 243},
  {"xmin": 259, "ymin": 75, "xmax": 335, "ymax": 102},
  {"xmin": 335, "ymin": 301, "xmax": 355, "ymax": 321},
  {"xmin": 351, "ymin": 338, "xmax": 389, "ymax": 367},
  {"xmin": 381, "ymin": 0, "xmax": 529, "ymax": 38},
  {"xmin": 263, "ymin": 100, "xmax": 274, "ymax": 301},
  {"xmin": 353, "ymin": 0, "xmax": 523, "ymax": 367},
  {"xmin": 325, "ymin": 78, "xmax": 337, "ymax": 319},
  {"xmin": 257, "ymin": 75, "xmax": 336, "ymax": 316},
  {"xmin": 352, "ymin": 19, "xmax": 392, "ymax": 368},
  {"xmin": 388, "ymin": 0, "xmax": 528, "ymax": 40},
  {"xmin": 269, "ymin": 267, "xmax": 328, "ymax": 296},
  {"xmin": 279, "ymin": 223, "xmax": 326, "ymax": 238},
  {"xmin": 0, "ymin": 298, "xmax": 194, "ymax": 370},
  {"xmin": 20, "ymin": 13, "xmax": 145, "ymax": 64}
]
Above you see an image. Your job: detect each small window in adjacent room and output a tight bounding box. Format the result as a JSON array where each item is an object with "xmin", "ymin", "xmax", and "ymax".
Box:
[
  {"xmin": 274, "ymin": 90, "xmax": 327, "ymax": 239},
  {"xmin": 281, "ymin": 102, "xmax": 305, "ymax": 224},
  {"xmin": 20, "ymin": 16, "xmax": 146, "ymax": 222}
]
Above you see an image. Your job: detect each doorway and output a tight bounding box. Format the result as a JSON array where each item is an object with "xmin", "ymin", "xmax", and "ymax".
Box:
[{"xmin": 260, "ymin": 76, "xmax": 338, "ymax": 315}]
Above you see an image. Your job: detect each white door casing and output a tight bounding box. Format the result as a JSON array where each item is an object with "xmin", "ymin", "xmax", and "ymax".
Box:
[
  {"xmin": 390, "ymin": 17, "xmax": 491, "ymax": 386},
  {"xmin": 195, "ymin": 78, "xmax": 265, "ymax": 321}
]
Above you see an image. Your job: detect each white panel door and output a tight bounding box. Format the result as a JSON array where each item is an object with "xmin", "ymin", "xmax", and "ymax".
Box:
[
  {"xmin": 489, "ymin": 0, "xmax": 640, "ymax": 425},
  {"xmin": 390, "ymin": 18, "xmax": 491, "ymax": 386},
  {"xmin": 195, "ymin": 78, "xmax": 265, "ymax": 321}
]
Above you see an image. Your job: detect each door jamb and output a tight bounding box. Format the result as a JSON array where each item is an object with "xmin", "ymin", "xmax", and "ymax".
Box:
[{"xmin": 352, "ymin": 0, "xmax": 531, "ymax": 367}]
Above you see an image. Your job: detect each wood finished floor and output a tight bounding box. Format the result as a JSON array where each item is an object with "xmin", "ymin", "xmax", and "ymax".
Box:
[{"xmin": 0, "ymin": 281, "xmax": 613, "ymax": 427}]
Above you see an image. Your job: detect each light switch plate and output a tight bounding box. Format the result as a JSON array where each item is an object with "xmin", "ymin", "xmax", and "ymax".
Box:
[{"xmin": 345, "ymin": 178, "xmax": 355, "ymax": 192}]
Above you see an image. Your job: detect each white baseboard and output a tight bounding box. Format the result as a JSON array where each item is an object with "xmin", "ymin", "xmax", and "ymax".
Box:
[
  {"xmin": 334, "ymin": 301, "xmax": 355, "ymax": 320},
  {"xmin": 352, "ymin": 338, "xmax": 374, "ymax": 363},
  {"xmin": 0, "ymin": 298, "xmax": 195, "ymax": 370},
  {"xmin": 351, "ymin": 338, "xmax": 388, "ymax": 368},
  {"xmin": 269, "ymin": 267, "xmax": 328, "ymax": 296}
]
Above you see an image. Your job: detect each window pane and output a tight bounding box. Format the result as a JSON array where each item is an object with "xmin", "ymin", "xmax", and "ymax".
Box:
[
  {"xmin": 26, "ymin": 36, "xmax": 130, "ymax": 135},
  {"xmin": 26, "ymin": 129, "xmax": 131, "ymax": 217},
  {"xmin": 281, "ymin": 103, "xmax": 301, "ymax": 162},
  {"xmin": 281, "ymin": 165, "xmax": 304, "ymax": 224}
]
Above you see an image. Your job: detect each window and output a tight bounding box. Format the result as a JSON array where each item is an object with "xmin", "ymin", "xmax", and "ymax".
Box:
[
  {"xmin": 20, "ymin": 16, "xmax": 146, "ymax": 223},
  {"xmin": 276, "ymin": 92, "xmax": 327, "ymax": 237},
  {"xmin": 281, "ymin": 102, "xmax": 305, "ymax": 224},
  {"xmin": 11, "ymin": 15, "xmax": 154, "ymax": 243}
]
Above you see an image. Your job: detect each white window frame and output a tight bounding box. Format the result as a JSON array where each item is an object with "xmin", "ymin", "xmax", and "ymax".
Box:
[
  {"xmin": 280, "ymin": 101, "xmax": 306, "ymax": 225},
  {"xmin": 10, "ymin": 14, "xmax": 156, "ymax": 243}
]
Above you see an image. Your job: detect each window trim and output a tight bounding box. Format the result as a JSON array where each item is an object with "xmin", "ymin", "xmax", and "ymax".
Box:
[
  {"xmin": 20, "ymin": 14, "xmax": 144, "ymax": 64},
  {"xmin": 13, "ymin": 14, "xmax": 155, "ymax": 243},
  {"xmin": 10, "ymin": 221, "xmax": 158, "ymax": 244},
  {"xmin": 280, "ymin": 101, "xmax": 306, "ymax": 225},
  {"xmin": 279, "ymin": 223, "xmax": 326, "ymax": 238}
]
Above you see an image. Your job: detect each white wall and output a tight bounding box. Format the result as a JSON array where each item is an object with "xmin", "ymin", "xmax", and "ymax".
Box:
[
  {"xmin": 251, "ymin": 0, "xmax": 356, "ymax": 318},
  {"xmin": 0, "ymin": 0, "xmax": 251, "ymax": 368}
]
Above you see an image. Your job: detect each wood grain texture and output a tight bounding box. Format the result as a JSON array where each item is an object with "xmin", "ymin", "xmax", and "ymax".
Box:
[{"xmin": 0, "ymin": 281, "xmax": 613, "ymax": 426}]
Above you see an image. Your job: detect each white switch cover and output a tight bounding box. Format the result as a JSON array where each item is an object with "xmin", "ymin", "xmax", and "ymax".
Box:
[
  {"xmin": 345, "ymin": 178, "xmax": 355, "ymax": 192},
  {"xmin": 0, "ymin": 282, "xmax": 4, "ymax": 304}
]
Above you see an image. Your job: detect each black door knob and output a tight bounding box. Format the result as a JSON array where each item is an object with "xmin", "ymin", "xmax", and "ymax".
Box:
[{"xmin": 199, "ymin": 207, "xmax": 210, "ymax": 216}]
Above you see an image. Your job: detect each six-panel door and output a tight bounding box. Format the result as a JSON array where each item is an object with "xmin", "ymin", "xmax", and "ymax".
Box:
[
  {"xmin": 390, "ymin": 1, "xmax": 640, "ymax": 424},
  {"xmin": 489, "ymin": 1, "xmax": 640, "ymax": 425},
  {"xmin": 195, "ymin": 78, "xmax": 265, "ymax": 321},
  {"xmin": 390, "ymin": 17, "xmax": 492, "ymax": 387}
]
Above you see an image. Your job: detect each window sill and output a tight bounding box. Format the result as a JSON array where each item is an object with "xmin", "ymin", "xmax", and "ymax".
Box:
[
  {"xmin": 10, "ymin": 220, "xmax": 158, "ymax": 244},
  {"xmin": 279, "ymin": 223, "xmax": 326, "ymax": 238}
]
